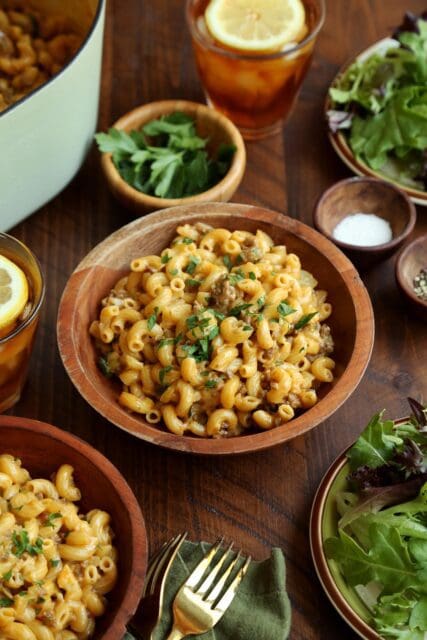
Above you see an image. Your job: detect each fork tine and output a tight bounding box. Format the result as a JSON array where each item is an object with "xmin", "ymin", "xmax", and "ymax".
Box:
[
  {"xmin": 214, "ymin": 555, "xmax": 251, "ymax": 612},
  {"xmin": 149, "ymin": 532, "xmax": 188, "ymax": 596},
  {"xmin": 196, "ymin": 542, "xmax": 234, "ymax": 597},
  {"xmin": 142, "ymin": 532, "xmax": 186, "ymax": 597},
  {"xmin": 184, "ymin": 538, "xmax": 224, "ymax": 589},
  {"xmin": 203, "ymin": 549, "xmax": 242, "ymax": 605}
]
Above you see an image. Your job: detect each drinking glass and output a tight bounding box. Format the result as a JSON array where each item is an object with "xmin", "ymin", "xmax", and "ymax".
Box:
[
  {"xmin": 0, "ymin": 233, "xmax": 45, "ymax": 412},
  {"xmin": 187, "ymin": 0, "xmax": 325, "ymax": 140}
]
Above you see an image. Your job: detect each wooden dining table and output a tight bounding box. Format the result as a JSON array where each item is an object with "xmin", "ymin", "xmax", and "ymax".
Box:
[{"xmin": 8, "ymin": 0, "xmax": 427, "ymax": 638}]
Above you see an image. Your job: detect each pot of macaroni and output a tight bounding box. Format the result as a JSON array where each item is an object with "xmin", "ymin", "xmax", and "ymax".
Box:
[{"xmin": 0, "ymin": 0, "xmax": 105, "ymax": 230}]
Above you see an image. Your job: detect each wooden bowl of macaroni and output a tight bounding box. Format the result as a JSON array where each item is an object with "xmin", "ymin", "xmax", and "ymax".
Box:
[
  {"xmin": 57, "ymin": 202, "xmax": 375, "ymax": 455},
  {"xmin": 0, "ymin": 415, "xmax": 147, "ymax": 639}
]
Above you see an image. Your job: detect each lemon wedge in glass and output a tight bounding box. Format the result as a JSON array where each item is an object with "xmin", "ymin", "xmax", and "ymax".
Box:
[
  {"xmin": 205, "ymin": 0, "xmax": 307, "ymax": 53},
  {"xmin": 0, "ymin": 255, "xmax": 29, "ymax": 333}
]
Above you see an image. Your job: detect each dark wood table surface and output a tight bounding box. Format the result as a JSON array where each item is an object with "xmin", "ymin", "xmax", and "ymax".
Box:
[{"xmin": 8, "ymin": 1, "xmax": 427, "ymax": 638}]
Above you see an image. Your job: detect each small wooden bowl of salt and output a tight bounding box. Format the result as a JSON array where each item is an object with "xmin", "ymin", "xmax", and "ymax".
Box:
[{"xmin": 313, "ymin": 177, "xmax": 416, "ymax": 270}]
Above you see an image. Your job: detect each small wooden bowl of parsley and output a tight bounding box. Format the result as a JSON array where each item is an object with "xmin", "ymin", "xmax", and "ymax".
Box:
[{"xmin": 96, "ymin": 100, "xmax": 246, "ymax": 213}]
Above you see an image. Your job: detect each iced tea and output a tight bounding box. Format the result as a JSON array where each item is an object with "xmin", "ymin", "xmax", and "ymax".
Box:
[
  {"xmin": 0, "ymin": 234, "xmax": 44, "ymax": 412},
  {"xmin": 187, "ymin": 0, "xmax": 325, "ymax": 139}
]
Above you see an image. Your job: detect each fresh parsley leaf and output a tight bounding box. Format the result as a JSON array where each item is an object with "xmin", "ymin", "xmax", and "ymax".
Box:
[
  {"xmin": 158, "ymin": 334, "xmax": 182, "ymax": 349},
  {"xmin": 0, "ymin": 597, "xmax": 13, "ymax": 607},
  {"xmin": 257, "ymin": 296, "xmax": 265, "ymax": 308},
  {"xmin": 205, "ymin": 379, "xmax": 218, "ymax": 388},
  {"xmin": 50, "ymin": 559, "xmax": 60, "ymax": 568},
  {"xmin": 277, "ymin": 301, "xmax": 296, "ymax": 317},
  {"xmin": 186, "ymin": 315, "xmax": 199, "ymax": 330},
  {"xmin": 2, "ymin": 570, "xmax": 12, "ymax": 581},
  {"xmin": 170, "ymin": 268, "xmax": 179, "ymax": 276},
  {"xmin": 97, "ymin": 356, "xmax": 113, "ymax": 379},
  {"xmin": 208, "ymin": 326, "xmax": 219, "ymax": 340},
  {"xmin": 187, "ymin": 279, "xmax": 202, "ymax": 287},
  {"xmin": 249, "ymin": 271, "xmax": 256, "ymax": 280},
  {"xmin": 212, "ymin": 310, "xmax": 225, "ymax": 321},
  {"xmin": 186, "ymin": 256, "xmax": 200, "ymax": 275},
  {"xmin": 45, "ymin": 513, "xmax": 62, "ymax": 528},
  {"xmin": 147, "ymin": 311, "xmax": 157, "ymax": 331},
  {"xmin": 161, "ymin": 253, "xmax": 171, "ymax": 264},
  {"xmin": 229, "ymin": 303, "xmax": 252, "ymax": 317},
  {"xmin": 223, "ymin": 255, "xmax": 233, "ymax": 270},
  {"xmin": 181, "ymin": 237, "xmax": 194, "ymax": 245},
  {"xmin": 229, "ymin": 269, "xmax": 245, "ymax": 284},
  {"xmin": 243, "ymin": 325, "xmax": 252, "ymax": 331},
  {"xmin": 294, "ymin": 312, "xmax": 318, "ymax": 330},
  {"xmin": 159, "ymin": 366, "xmax": 174, "ymax": 385}
]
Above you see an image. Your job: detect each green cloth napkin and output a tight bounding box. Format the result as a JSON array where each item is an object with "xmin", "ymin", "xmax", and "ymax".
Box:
[{"xmin": 147, "ymin": 541, "xmax": 292, "ymax": 640}]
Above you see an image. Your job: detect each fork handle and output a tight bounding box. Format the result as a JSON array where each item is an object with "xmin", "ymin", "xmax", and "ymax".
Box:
[{"xmin": 165, "ymin": 627, "xmax": 185, "ymax": 640}]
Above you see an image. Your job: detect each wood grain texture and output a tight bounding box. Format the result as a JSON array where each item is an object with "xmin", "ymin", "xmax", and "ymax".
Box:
[
  {"xmin": 7, "ymin": 1, "xmax": 427, "ymax": 638},
  {"xmin": 57, "ymin": 202, "xmax": 374, "ymax": 454}
]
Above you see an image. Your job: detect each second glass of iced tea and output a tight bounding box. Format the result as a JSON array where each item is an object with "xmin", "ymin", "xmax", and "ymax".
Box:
[
  {"xmin": 0, "ymin": 234, "xmax": 45, "ymax": 412},
  {"xmin": 187, "ymin": 0, "xmax": 325, "ymax": 139}
]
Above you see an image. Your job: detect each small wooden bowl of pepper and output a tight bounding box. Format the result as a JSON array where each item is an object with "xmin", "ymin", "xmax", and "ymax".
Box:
[
  {"xmin": 396, "ymin": 234, "xmax": 427, "ymax": 322},
  {"xmin": 98, "ymin": 100, "xmax": 246, "ymax": 214}
]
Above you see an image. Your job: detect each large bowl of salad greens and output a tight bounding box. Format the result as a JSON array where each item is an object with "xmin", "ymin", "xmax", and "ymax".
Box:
[
  {"xmin": 311, "ymin": 399, "xmax": 427, "ymax": 640},
  {"xmin": 326, "ymin": 12, "xmax": 427, "ymax": 207}
]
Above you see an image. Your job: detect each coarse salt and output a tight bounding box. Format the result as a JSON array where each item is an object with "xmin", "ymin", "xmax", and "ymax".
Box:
[{"xmin": 332, "ymin": 212, "xmax": 393, "ymax": 247}]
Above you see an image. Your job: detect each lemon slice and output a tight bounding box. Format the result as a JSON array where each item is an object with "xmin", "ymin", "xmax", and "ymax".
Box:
[
  {"xmin": 205, "ymin": 0, "xmax": 307, "ymax": 53},
  {"xmin": 0, "ymin": 255, "xmax": 29, "ymax": 332}
]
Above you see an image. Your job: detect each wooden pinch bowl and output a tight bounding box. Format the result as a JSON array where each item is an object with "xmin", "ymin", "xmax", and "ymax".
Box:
[
  {"xmin": 313, "ymin": 177, "xmax": 416, "ymax": 270},
  {"xmin": 0, "ymin": 416, "xmax": 148, "ymax": 639},
  {"xmin": 57, "ymin": 202, "xmax": 375, "ymax": 455},
  {"xmin": 100, "ymin": 99, "xmax": 246, "ymax": 214},
  {"xmin": 396, "ymin": 234, "xmax": 427, "ymax": 321}
]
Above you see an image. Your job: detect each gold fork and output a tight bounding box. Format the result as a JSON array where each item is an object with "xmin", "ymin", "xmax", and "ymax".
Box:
[
  {"xmin": 165, "ymin": 539, "xmax": 251, "ymax": 640},
  {"xmin": 127, "ymin": 532, "xmax": 187, "ymax": 639}
]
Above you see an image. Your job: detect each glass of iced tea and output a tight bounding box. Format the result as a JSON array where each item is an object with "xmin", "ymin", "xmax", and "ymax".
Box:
[
  {"xmin": 187, "ymin": 0, "xmax": 325, "ymax": 139},
  {"xmin": 0, "ymin": 234, "xmax": 45, "ymax": 412}
]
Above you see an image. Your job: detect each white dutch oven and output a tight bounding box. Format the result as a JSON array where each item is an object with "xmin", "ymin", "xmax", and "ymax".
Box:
[{"xmin": 0, "ymin": 0, "xmax": 105, "ymax": 230}]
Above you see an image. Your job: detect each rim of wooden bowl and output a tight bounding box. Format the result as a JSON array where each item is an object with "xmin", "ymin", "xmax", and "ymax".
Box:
[
  {"xmin": 0, "ymin": 415, "xmax": 147, "ymax": 639},
  {"xmin": 57, "ymin": 202, "xmax": 375, "ymax": 455},
  {"xmin": 310, "ymin": 418, "xmax": 408, "ymax": 640},
  {"xmin": 395, "ymin": 234, "xmax": 427, "ymax": 312},
  {"xmin": 100, "ymin": 100, "xmax": 246, "ymax": 211}
]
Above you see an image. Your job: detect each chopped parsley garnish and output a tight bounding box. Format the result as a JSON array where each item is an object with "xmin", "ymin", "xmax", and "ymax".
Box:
[
  {"xmin": 0, "ymin": 597, "xmax": 13, "ymax": 607},
  {"xmin": 187, "ymin": 278, "xmax": 202, "ymax": 287},
  {"xmin": 243, "ymin": 325, "xmax": 252, "ymax": 331},
  {"xmin": 97, "ymin": 356, "xmax": 113, "ymax": 379},
  {"xmin": 147, "ymin": 307, "xmax": 159, "ymax": 331},
  {"xmin": 294, "ymin": 312, "xmax": 318, "ymax": 330},
  {"xmin": 158, "ymin": 334, "xmax": 182, "ymax": 349},
  {"xmin": 2, "ymin": 570, "xmax": 12, "ymax": 581},
  {"xmin": 35, "ymin": 580, "xmax": 44, "ymax": 587},
  {"xmin": 181, "ymin": 237, "xmax": 194, "ymax": 244},
  {"xmin": 45, "ymin": 513, "xmax": 62, "ymax": 528},
  {"xmin": 249, "ymin": 271, "xmax": 256, "ymax": 280},
  {"xmin": 159, "ymin": 365, "xmax": 174, "ymax": 385},
  {"xmin": 277, "ymin": 301, "xmax": 296, "ymax": 318},
  {"xmin": 161, "ymin": 253, "xmax": 171, "ymax": 264},
  {"xmin": 170, "ymin": 268, "xmax": 179, "ymax": 276},
  {"xmin": 186, "ymin": 315, "xmax": 199, "ymax": 330},
  {"xmin": 228, "ymin": 269, "xmax": 245, "ymax": 284},
  {"xmin": 212, "ymin": 309, "xmax": 225, "ymax": 321},
  {"xmin": 257, "ymin": 296, "xmax": 265, "ymax": 308},
  {"xmin": 208, "ymin": 325, "xmax": 219, "ymax": 340},
  {"xmin": 186, "ymin": 256, "xmax": 200, "ymax": 275},
  {"xmin": 229, "ymin": 303, "xmax": 252, "ymax": 317},
  {"xmin": 235, "ymin": 253, "xmax": 244, "ymax": 265},
  {"xmin": 223, "ymin": 255, "xmax": 232, "ymax": 270},
  {"xmin": 205, "ymin": 379, "xmax": 218, "ymax": 388},
  {"xmin": 12, "ymin": 530, "xmax": 44, "ymax": 557},
  {"xmin": 50, "ymin": 559, "xmax": 60, "ymax": 568}
]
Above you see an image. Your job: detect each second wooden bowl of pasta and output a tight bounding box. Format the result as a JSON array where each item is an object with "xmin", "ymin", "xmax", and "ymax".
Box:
[
  {"xmin": 0, "ymin": 416, "xmax": 148, "ymax": 639},
  {"xmin": 57, "ymin": 202, "xmax": 375, "ymax": 455}
]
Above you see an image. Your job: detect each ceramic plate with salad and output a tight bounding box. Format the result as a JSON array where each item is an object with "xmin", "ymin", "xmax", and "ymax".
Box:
[
  {"xmin": 311, "ymin": 398, "xmax": 427, "ymax": 640},
  {"xmin": 326, "ymin": 12, "xmax": 427, "ymax": 207}
]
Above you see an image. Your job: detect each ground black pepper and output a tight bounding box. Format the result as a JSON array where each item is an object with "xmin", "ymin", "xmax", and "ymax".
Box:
[{"xmin": 413, "ymin": 267, "xmax": 427, "ymax": 301}]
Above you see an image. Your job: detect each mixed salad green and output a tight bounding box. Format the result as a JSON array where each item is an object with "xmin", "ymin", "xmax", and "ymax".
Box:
[
  {"xmin": 327, "ymin": 12, "xmax": 427, "ymax": 190},
  {"xmin": 325, "ymin": 398, "xmax": 427, "ymax": 639}
]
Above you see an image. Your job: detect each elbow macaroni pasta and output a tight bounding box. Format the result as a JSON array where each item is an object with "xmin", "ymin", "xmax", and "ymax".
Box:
[
  {"xmin": 91, "ymin": 224, "xmax": 335, "ymax": 438},
  {"xmin": 0, "ymin": 455, "xmax": 117, "ymax": 639},
  {"xmin": 0, "ymin": 7, "xmax": 82, "ymax": 112}
]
